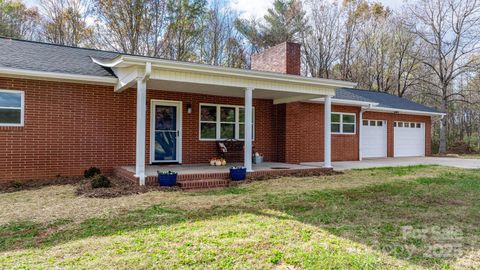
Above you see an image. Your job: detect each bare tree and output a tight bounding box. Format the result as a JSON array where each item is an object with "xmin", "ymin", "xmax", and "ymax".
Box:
[
  {"xmin": 162, "ymin": 0, "xmax": 207, "ymax": 61},
  {"xmin": 0, "ymin": 0, "xmax": 40, "ymax": 39},
  {"xmin": 94, "ymin": 0, "xmax": 149, "ymax": 54},
  {"xmin": 143, "ymin": 0, "xmax": 168, "ymax": 57},
  {"xmin": 40, "ymin": 0, "xmax": 93, "ymax": 46},
  {"xmin": 407, "ymin": 0, "xmax": 480, "ymax": 153},
  {"xmin": 302, "ymin": 0, "xmax": 341, "ymax": 79},
  {"xmin": 199, "ymin": 0, "xmax": 242, "ymax": 66},
  {"xmin": 391, "ymin": 16, "xmax": 424, "ymax": 97}
]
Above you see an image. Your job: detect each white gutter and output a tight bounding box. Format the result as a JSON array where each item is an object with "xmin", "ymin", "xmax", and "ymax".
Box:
[
  {"xmin": 0, "ymin": 67, "xmax": 117, "ymax": 85},
  {"xmin": 367, "ymin": 106, "xmax": 446, "ymax": 117},
  {"xmin": 92, "ymin": 55, "xmax": 358, "ymax": 89},
  {"xmin": 309, "ymin": 97, "xmax": 379, "ymax": 107}
]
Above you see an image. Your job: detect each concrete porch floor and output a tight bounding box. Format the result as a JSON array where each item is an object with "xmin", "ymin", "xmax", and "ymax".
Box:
[{"xmin": 122, "ymin": 162, "xmax": 322, "ymax": 176}]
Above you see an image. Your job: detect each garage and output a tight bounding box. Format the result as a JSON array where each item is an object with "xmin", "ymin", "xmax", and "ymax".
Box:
[
  {"xmin": 361, "ymin": 119, "xmax": 387, "ymax": 158},
  {"xmin": 394, "ymin": 121, "xmax": 425, "ymax": 157}
]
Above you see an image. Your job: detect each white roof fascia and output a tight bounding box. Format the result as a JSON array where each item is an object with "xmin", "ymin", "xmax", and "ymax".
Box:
[
  {"xmin": 367, "ymin": 106, "xmax": 446, "ymax": 116},
  {"xmin": 92, "ymin": 55, "xmax": 357, "ymax": 90},
  {"xmin": 0, "ymin": 67, "xmax": 117, "ymax": 85}
]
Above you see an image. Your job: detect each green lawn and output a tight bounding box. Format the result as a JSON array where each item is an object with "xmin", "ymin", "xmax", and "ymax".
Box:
[
  {"xmin": 1, "ymin": 166, "xmax": 479, "ymax": 269},
  {"xmin": 460, "ymin": 154, "xmax": 480, "ymax": 159}
]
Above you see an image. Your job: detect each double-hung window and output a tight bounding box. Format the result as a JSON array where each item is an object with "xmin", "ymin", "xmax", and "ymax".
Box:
[
  {"xmin": 0, "ymin": 90, "xmax": 24, "ymax": 126},
  {"xmin": 200, "ymin": 104, "xmax": 254, "ymax": 140},
  {"xmin": 331, "ymin": 112, "xmax": 355, "ymax": 134}
]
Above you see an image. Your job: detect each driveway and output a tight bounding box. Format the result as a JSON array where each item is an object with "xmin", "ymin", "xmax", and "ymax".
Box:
[{"xmin": 301, "ymin": 157, "xmax": 480, "ymax": 170}]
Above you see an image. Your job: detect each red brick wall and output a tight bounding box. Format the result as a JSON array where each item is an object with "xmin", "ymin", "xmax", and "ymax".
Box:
[
  {"xmin": 0, "ymin": 77, "xmax": 277, "ymax": 182},
  {"xmin": 251, "ymin": 42, "xmax": 301, "ymax": 75},
  {"xmin": 0, "ymin": 77, "xmax": 136, "ymax": 182},
  {"xmin": 363, "ymin": 111, "xmax": 432, "ymax": 157},
  {"xmin": 280, "ymin": 103, "xmax": 360, "ymax": 163}
]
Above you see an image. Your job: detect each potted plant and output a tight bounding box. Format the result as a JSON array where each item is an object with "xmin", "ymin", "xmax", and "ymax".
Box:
[
  {"xmin": 253, "ymin": 152, "xmax": 264, "ymax": 164},
  {"xmin": 229, "ymin": 166, "xmax": 247, "ymax": 181},
  {"xmin": 157, "ymin": 171, "xmax": 178, "ymax": 187}
]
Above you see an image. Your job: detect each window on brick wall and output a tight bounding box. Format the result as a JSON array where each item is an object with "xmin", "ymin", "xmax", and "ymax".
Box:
[
  {"xmin": 0, "ymin": 90, "xmax": 24, "ymax": 126},
  {"xmin": 331, "ymin": 112, "xmax": 356, "ymax": 134},
  {"xmin": 199, "ymin": 104, "xmax": 255, "ymax": 140}
]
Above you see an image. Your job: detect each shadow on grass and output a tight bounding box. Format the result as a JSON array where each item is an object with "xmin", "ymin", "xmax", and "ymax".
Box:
[{"xmin": 1, "ymin": 166, "xmax": 479, "ymax": 269}]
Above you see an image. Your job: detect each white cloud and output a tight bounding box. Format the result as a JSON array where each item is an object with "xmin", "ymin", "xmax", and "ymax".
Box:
[{"xmin": 229, "ymin": 0, "xmax": 274, "ymax": 19}]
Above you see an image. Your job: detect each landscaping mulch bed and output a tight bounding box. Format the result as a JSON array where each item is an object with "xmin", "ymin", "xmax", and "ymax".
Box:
[
  {"xmin": 0, "ymin": 177, "xmax": 83, "ymax": 193},
  {"xmin": 75, "ymin": 176, "xmax": 180, "ymax": 198}
]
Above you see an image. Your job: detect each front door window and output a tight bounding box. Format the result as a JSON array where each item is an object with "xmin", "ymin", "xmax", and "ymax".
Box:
[{"xmin": 154, "ymin": 105, "xmax": 178, "ymax": 161}]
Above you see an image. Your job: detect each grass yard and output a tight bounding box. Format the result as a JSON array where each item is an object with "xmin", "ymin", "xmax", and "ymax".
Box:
[
  {"xmin": 460, "ymin": 154, "xmax": 480, "ymax": 159},
  {"xmin": 1, "ymin": 165, "xmax": 479, "ymax": 269}
]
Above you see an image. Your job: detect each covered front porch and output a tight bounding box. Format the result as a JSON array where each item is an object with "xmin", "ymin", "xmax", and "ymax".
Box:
[
  {"xmin": 94, "ymin": 55, "xmax": 356, "ymax": 185},
  {"xmin": 114, "ymin": 162, "xmax": 331, "ymax": 189}
]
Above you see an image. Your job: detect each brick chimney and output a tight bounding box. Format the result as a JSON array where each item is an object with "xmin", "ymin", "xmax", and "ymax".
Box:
[{"xmin": 251, "ymin": 42, "xmax": 301, "ymax": 75}]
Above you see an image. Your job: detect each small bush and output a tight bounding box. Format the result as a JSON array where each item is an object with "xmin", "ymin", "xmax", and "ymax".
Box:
[
  {"xmin": 84, "ymin": 167, "xmax": 101, "ymax": 178},
  {"xmin": 10, "ymin": 181, "xmax": 23, "ymax": 189},
  {"xmin": 90, "ymin": 174, "xmax": 111, "ymax": 189}
]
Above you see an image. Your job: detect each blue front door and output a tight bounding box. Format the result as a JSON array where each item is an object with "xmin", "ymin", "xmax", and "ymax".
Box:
[{"xmin": 152, "ymin": 102, "xmax": 181, "ymax": 162}]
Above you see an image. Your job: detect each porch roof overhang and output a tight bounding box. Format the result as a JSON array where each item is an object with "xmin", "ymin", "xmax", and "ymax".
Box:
[{"xmin": 92, "ymin": 55, "xmax": 357, "ymax": 102}]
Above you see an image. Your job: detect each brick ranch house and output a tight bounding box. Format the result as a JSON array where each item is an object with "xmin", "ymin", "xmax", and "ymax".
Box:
[{"xmin": 0, "ymin": 38, "xmax": 444, "ymax": 185}]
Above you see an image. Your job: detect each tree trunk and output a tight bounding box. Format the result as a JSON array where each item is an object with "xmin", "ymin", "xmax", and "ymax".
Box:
[{"xmin": 439, "ymin": 98, "xmax": 448, "ymax": 154}]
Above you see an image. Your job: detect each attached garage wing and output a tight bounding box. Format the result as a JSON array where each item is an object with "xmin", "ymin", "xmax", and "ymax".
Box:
[{"xmin": 394, "ymin": 122, "xmax": 425, "ymax": 157}]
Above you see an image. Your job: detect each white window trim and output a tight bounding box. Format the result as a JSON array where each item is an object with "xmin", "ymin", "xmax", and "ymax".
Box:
[
  {"xmin": 0, "ymin": 89, "xmax": 24, "ymax": 127},
  {"xmin": 199, "ymin": 103, "xmax": 255, "ymax": 141},
  {"xmin": 331, "ymin": 112, "xmax": 356, "ymax": 135}
]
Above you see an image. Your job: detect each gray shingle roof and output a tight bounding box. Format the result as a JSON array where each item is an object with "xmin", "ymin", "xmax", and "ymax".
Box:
[
  {"xmin": 334, "ymin": 88, "xmax": 440, "ymax": 113},
  {"xmin": 0, "ymin": 38, "xmax": 441, "ymax": 114},
  {"xmin": 0, "ymin": 37, "xmax": 119, "ymax": 77}
]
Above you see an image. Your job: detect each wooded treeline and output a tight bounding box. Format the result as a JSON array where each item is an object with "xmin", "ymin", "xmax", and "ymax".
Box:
[{"xmin": 1, "ymin": 0, "xmax": 479, "ymax": 154}]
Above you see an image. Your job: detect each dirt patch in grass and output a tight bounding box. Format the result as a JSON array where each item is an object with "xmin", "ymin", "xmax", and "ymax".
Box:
[
  {"xmin": 75, "ymin": 176, "xmax": 179, "ymax": 198},
  {"xmin": 0, "ymin": 177, "xmax": 83, "ymax": 194}
]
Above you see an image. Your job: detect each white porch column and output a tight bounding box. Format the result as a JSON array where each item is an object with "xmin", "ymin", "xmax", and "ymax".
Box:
[
  {"xmin": 135, "ymin": 78, "xmax": 147, "ymax": 185},
  {"xmin": 244, "ymin": 87, "xmax": 254, "ymax": 172},
  {"xmin": 324, "ymin": 95, "xmax": 332, "ymax": 168}
]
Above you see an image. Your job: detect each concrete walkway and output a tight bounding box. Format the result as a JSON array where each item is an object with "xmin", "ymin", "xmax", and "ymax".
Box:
[{"xmin": 302, "ymin": 157, "xmax": 480, "ymax": 171}]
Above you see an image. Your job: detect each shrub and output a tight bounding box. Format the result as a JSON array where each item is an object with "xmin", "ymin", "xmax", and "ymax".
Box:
[
  {"xmin": 90, "ymin": 174, "xmax": 111, "ymax": 189},
  {"xmin": 84, "ymin": 167, "xmax": 101, "ymax": 178},
  {"xmin": 10, "ymin": 181, "xmax": 23, "ymax": 189}
]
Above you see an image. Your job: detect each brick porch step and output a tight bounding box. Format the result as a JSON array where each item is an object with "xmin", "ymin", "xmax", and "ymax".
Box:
[{"xmin": 178, "ymin": 179, "xmax": 230, "ymax": 190}]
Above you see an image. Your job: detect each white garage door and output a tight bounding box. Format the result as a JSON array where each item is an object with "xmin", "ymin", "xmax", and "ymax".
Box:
[
  {"xmin": 361, "ymin": 120, "xmax": 387, "ymax": 158},
  {"xmin": 394, "ymin": 121, "xmax": 425, "ymax": 157}
]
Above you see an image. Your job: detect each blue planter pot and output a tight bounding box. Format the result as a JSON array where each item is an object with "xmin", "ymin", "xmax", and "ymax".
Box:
[
  {"xmin": 158, "ymin": 173, "xmax": 177, "ymax": 187},
  {"xmin": 230, "ymin": 167, "xmax": 247, "ymax": 181}
]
